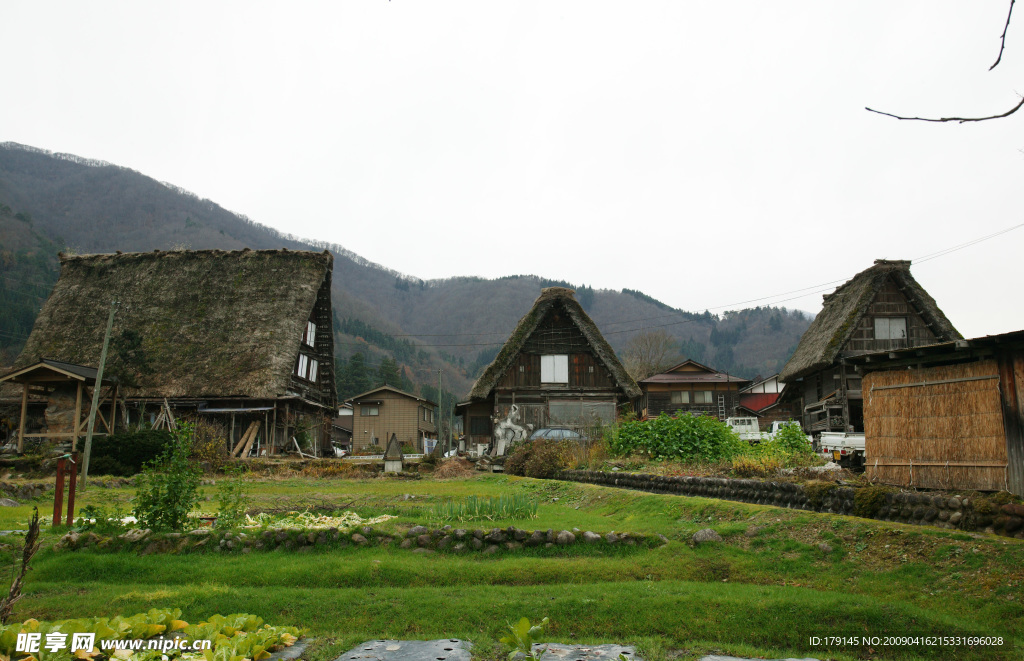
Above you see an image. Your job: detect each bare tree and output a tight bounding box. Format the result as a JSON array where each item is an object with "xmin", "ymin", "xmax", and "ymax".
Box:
[
  {"xmin": 867, "ymin": 1, "xmax": 1022, "ymax": 123},
  {"xmin": 622, "ymin": 330, "xmax": 678, "ymax": 382}
]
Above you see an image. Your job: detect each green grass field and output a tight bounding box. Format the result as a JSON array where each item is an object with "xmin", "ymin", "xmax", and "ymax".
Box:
[{"xmin": 3, "ymin": 473, "xmax": 1022, "ymax": 661}]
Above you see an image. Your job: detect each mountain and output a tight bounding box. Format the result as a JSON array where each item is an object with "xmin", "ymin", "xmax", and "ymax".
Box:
[{"xmin": 0, "ymin": 142, "xmax": 811, "ymax": 401}]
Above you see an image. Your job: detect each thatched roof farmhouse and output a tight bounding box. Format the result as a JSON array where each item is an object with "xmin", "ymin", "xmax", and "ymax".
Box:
[
  {"xmin": 458, "ymin": 287, "xmax": 640, "ymax": 458},
  {"xmin": 4, "ymin": 248, "xmax": 337, "ymax": 456},
  {"xmin": 779, "ymin": 259, "xmax": 961, "ymax": 437}
]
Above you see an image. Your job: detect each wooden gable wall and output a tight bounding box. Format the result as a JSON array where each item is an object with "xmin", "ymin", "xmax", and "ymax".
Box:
[
  {"xmin": 494, "ymin": 304, "xmax": 616, "ymax": 391},
  {"xmin": 842, "ymin": 277, "xmax": 939, "ymax": 355}
]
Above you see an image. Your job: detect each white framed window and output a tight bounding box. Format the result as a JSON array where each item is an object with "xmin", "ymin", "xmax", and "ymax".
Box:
[
  {"xmin": 308, "ymin": 359, "xmax": 319, "ymax": 383},
  {"xmin": 541, "ymin": 355, "xmax": 569, "ymax": 383},
  {"xmin": 303, "ymin": 320, "xmax": 317, "ymax": 346},
  {"xmin": 671, "ymin": 391, "xmax": 690, "ymax": 404},
  {"xmin": 874, "ymin": 317, "xmax": 907, "ymax": 341},
  {"xmin": 296, "ymin": 354, "xmax": 309, "ymax": 378},
  {"xmin": 693, "ymin": 391, "xmax": 713, "ymax": 404},
  {"xmin": 361, "ymin": 405, "xmax": 379, "ymax": 416}
]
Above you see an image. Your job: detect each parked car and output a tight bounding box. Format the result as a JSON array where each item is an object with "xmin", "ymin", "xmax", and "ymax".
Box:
[{"xmin": 529, "ymin": 427, "xmax": 586, "ymax": 442}]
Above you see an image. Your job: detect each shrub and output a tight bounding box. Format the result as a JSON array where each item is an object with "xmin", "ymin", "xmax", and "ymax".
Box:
[
  {"xmin": 609, "ymin": 413, "xmax": 746, "ymax": 462},
  {"xmin": 767, "ymin": 421, "xmax": 815, "ymax": 457},
  {"xmin": 505, "ymin": 439, "xmax": 572, "ymax": 478},
  {"xmin": 731, "ymin": 454, "xmax": 783, "ymax": 478},
  {"xmin": 89, "ymin": 429, "xmax": 173, "ymax": 475},
  {"xmin": 214, "ymin": 467, "xmax": 251, "ymax": 529},
  {"xmin": 132, "ymin": 423, "xmax": 201, "ymax": 531},
  {"xmin": 188, "ymin": 417, "xmax": 229, "ymax": 470}
]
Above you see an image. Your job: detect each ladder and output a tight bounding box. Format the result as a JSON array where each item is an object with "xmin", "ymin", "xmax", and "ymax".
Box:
[{"xmin": 717, "ymin": 394, "xmax": 726, "ymax": 421}]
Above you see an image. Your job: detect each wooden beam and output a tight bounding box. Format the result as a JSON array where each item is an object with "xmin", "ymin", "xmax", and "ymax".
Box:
[
  {"xmin": 73, "ymin": 381, "xmax": 83, "ymax": 453},
  {"xmin": 230, "ymin": 421, "xmax": 259, "ymax": 457},
  {"xmin": 238, "ymin": 421, "xmax": 260, "ymax": 459},
  {"xmin": 17, "ymin": 384, "xmax": 27, "ymax": 454}
]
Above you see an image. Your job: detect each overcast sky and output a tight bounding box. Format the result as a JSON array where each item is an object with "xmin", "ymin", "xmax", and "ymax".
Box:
[{"xmin": 2, "ymin": 2, "xmax": 1022, "ymax": 338}]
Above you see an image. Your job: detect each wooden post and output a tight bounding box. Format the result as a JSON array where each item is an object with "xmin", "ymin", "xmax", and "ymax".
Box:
[
  {"xmin": 66, "ymin": 453, "xmax": 78, "ymax": 526},
  {"xmin": 73, "ymin": 381, "xmax": 83, "ymax": 453},
  {"xmin": 270, "ymin": 404, "xmax": 277, "ymax": 456},
  {"xmin": 230, "ymin": 413, "xmax": 236, "ymax": 454},
  {"xmin": 109, "ymin": 385, "xmax": 117, "ymax": 434},
  {"xmin": 17, "ymin": 384, "xmax": 27, "ymax": 454},
  {"xmin": 82, "ymin": 301, "xmax": 117, "ymax": 488},
  {"xmin": 53, "ymin": 458, "xmax": 66, "ymax": 527}
]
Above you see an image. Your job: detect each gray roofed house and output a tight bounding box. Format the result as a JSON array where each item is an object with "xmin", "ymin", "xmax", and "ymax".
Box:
[{"xmin": 778, "ymin": 259, "xmax": 961, "ymax": 435}]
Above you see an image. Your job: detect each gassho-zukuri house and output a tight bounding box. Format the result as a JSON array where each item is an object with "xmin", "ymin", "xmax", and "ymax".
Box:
[
  {"xmin": 456, "ymin": 287, "xmax": 641, "ymax": 456},
  {"xmin": 1, "ymin": 248, "xmax": 337, "ymax": 456}
]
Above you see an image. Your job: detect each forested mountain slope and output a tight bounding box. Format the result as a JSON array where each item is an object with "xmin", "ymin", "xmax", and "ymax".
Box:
[{"xmin": 0, "ymin": 142, "xmax": 811, "ymax": 402}]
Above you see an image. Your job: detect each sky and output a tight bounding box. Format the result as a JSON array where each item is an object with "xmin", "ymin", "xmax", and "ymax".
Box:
[{"xmin": 2, "ymin": 1, "xmax": 1023, "ymax": 338}]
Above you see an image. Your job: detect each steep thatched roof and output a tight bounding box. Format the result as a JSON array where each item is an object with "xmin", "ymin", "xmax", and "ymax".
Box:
[
  {"xmin": 14, "ymin": 249, "xmax": 333, "ymax": 399},
  {"xmin": 468, "ymin": 287, "xmax": 641, "ymax": 400},
  {"xmin": 779, "ymin": 259, "xmax": 961, "ymax": 381}
]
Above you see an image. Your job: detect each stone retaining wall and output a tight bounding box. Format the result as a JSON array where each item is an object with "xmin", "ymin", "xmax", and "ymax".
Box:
[
  {"xmin": 58, "ymin": 524, "xmax": 658, "ymax": 555},
  {"xmin": 557, "ymin": 469, "xmax": 1024, "ymax": 538}
]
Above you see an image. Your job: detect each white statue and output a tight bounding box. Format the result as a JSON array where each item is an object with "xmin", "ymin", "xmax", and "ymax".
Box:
[{"xmin": 491, "ymin": 404, "xmax": 532, "ymax": 456}]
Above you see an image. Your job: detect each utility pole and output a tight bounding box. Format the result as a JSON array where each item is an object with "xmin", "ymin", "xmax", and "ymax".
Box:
[
  {"xmin": 437, "ymin": 368, "xmax": 443, "ymax": 456},
  {"xmin": 81, "ymin": 301, "xmax": 117, "ymax": 488}
]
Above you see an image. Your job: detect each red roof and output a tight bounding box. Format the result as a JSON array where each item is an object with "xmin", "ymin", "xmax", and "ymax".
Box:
[{"xmin": 739, "ymin": 392, "xmax": 780, "ymax": 412}]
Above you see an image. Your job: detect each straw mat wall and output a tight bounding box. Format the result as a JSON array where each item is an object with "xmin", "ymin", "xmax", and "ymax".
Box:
[{"xmin": 864, "ymin": 360, "xmax": 1008, "ymax": 491}]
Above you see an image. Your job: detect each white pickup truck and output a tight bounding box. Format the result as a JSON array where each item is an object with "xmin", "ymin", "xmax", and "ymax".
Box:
[
  {"xmin": 725, "ymin": 417, "xmax": 764, "ymax": 443},
  {"xmin": 818, "ymin": 431, "xmax": 865, "ymax": 469},
  {"xmin": 766, "ymin": 420, "xmax": 812, "ymax": 441}
]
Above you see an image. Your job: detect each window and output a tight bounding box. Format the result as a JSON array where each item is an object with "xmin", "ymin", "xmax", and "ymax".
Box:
[
  {"xmin": 361, "ymin": 405, "xmax": 379, "ymax": 416},
  {"xmin": 670, "ymin": 391, "xmax": 690, "ymax": 404},
  {"xmin": 308, "ymin": 359, "xmax": 318, "ymax": 383},
  {"xmin": 693, "ymin": 391, "xmax": 713, "ymax": 404},
  {"xmin": 541, "ymin": 355, "xmax": 569, "ymax": 383},
  {"xmin": 549, "ymin": 400, "xmax": 616, "ymax": 424},
  {"xmin": 295, "ymin": 354, "xmax": 309, "ymax": 378},
  {"xmin": 303, "ymin": 320, "xmax": 317, "ymax": 347},
  {"xmin": 874, "ymin": 317, "xmax": 907, "ymax": 342},
  {"xmin": 422, "ymin": 408, "xmax": 435, "ymax": 423},
  {"xmin": 469, "ymin": 416, "xmax": 492, "ymax": 435}
]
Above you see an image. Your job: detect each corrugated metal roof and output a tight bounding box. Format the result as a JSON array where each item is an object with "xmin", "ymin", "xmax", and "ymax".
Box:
[{"xmin": 739, "ymin": 392, "xmax": 780, "ymax": 412}]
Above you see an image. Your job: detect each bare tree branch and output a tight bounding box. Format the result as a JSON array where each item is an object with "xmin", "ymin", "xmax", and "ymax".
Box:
[
  {"xmin": 865, "ymin": 95, "xmax": 1024, "ymax": 123},
  {"xmin": 991, "ymin": 0, "xmax": 1016, "ymax": 70}
]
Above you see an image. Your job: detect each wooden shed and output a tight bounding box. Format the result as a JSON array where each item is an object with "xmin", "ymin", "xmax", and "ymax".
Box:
[
  {"xmin": 849, "ymin": 330, "xmax": 1024, "ymax": 496},
  {"xmin": 2, "ymin": 248, "xmax": 337, "ymax": 456},
  {"xmin": 456, "ymin": 287, "xmax": 641, "ymax": 455}
]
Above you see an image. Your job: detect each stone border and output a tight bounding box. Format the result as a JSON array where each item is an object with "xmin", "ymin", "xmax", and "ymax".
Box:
[
  {"xmin": 557, "ymin": 469, "xmax": 1024, "ymax": 538},
  {"xmin": 58, "ymin": 524, "xmax": 659, "ymax": 554}
]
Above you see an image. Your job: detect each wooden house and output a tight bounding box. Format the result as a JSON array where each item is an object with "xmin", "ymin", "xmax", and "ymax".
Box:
[
  {"xmin": 456, "ymin": 287, "xmax": 641, "ymax": 455},
  {"xmin": 736, "ymin": 374, "xmax": 800, "ymax": 427},
  {"xmin": 779, "ymin": 259, "xmax": 961, "ymax": 436},
  {"xmin": 846, "ymin": 330, "xmax": 1024, "ymax": 496},
  {"xmin": 637, "ymin": 360, "xmax": 750, "ymax": 420},
  {"xmin": 0, "ymin": 249, "xmax": 337, "ymax": 456},
  {"xmin": 346, "ymin": 385, "xmax": 437, "ymax": 454}
]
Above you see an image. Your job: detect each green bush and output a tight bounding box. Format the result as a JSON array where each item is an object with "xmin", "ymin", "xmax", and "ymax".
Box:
[
  {"xmin": 609, "ymin": 413, "xmax": 746, "ymax": 462},
  {"xmin": 766, "ymin": 421, "xmax": 815, "ymax": 457},
  {"xmin": 89, "ymin": 429, "xmax": 173, "ymax": 475},
  {"xmin": 215, "ymin": 466, "xmax": 251, "ymax": 529},
  {"xmin": 132, "ymin": 423, "xmax": 201, "ymax": 531}
]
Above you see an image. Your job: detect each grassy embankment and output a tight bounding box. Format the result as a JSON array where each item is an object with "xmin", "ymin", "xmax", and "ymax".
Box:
[{"xmin": 2, "ymin": 474, "xmax": 1022, "ymax": 661}]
